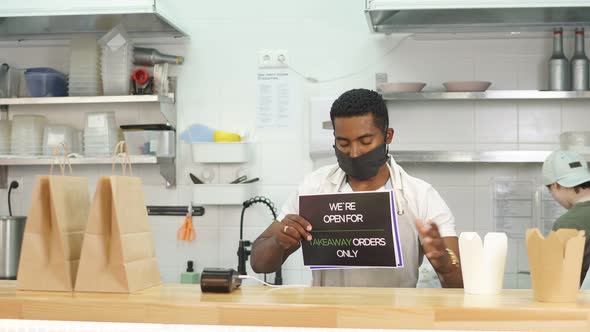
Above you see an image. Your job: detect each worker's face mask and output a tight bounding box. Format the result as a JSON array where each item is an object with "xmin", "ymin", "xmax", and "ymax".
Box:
[{"xmin": 334, "ymin": 142, "xmax": 388, "ymax": 181}]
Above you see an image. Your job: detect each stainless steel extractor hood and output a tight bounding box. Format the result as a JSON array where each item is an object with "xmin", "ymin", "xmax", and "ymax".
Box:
[
  {"xmin": 365, "ymin": 0, "xmax": 590, "ymax": 34},
  {"xmin": 0, "ymin": 0, "xmax": 186, "ymax": 39}
]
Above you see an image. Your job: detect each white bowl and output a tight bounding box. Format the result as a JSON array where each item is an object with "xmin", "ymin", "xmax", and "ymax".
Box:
[
  {"xmin": 443, "ymin": 81, "xmax": 492, "ymax": 92},
  {"xmin": 378, "ymin": 82, "xmax": 426, "ymax": 93}
]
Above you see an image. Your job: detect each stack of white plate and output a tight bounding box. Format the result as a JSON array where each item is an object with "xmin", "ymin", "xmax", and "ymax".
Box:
[
  {"xmin": 69, "ymin": 35, "xmax": 102, "ymax": 96},
  {"xmin": 10, "ymin": 115, "xmax": 46, "ymax": 156},
  {"xmin": 99, "ymin": 25, "xmax": 133, "ymax": 95},
  {"xmin": 43, "ymin": 124, "xmax": 81, "ymax": 156},
  {"xmin": 0, "ymin": 120, "xmax": 10, "ymax": 155},
  {"xmin": 84, "ymin": 112, "xmax": 119, "ymax": 157}
]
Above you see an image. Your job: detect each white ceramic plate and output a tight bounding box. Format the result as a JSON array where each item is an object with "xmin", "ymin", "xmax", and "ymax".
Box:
[
  {"xmin": 443, "ymin": 81, "xmax": 491, "ymax": 92},
  {"xmin": 378, "ymin": 82, "xmax": 426, "ymax": 93}
]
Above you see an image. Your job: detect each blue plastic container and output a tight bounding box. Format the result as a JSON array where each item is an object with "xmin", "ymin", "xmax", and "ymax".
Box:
[{"xmin": 24, "ymin": 68, "xmax": 67, "ymax": 97}]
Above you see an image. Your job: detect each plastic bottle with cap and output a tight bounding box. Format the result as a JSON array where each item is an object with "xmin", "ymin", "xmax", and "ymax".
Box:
[{"xmin": 180, "ymin": 260, "xmax": 200, "ymax": 284}]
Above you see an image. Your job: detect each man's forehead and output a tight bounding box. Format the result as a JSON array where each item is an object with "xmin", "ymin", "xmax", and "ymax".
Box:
[{"xmin": 334, "ymin": 115, "xmax": 378, "ymax": 131}]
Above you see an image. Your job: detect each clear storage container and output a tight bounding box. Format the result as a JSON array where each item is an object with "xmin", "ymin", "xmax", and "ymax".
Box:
[
  {"xmin": 121, "ymin": 124, "xmax": 175, "ymax": 157},
  {"xmin": 99, "ymin": 24, "xmax": 133, "ymax": 95}
]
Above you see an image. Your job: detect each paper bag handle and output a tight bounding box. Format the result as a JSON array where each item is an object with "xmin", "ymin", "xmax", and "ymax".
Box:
[
  {"xmin": 111, "ymin": 141, "xmax": 133, "ymax": 176},
  {"xmin": 49, "ymin": 143, "xmax": 73, "ymax": 176}
]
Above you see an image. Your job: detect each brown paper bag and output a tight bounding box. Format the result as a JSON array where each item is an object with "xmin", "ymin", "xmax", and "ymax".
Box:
[
  {"xmin": 16, "ymin": 146, "xmax": 90, "ymax": 291},
  {"xmin": 526, "ymin": 228, "xmax": 585, "ymax": 303},
  {"xmin": 75, "ymin": 142, "xmax": 160, "ymax": 293}
]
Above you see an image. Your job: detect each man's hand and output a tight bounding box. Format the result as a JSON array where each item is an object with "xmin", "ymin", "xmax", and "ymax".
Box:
[
  {"xmin": 251, "ymin": 215, "xmax": 312, "ymax": 273},
  {"xmin": 415, "ymin": 220, "xmax": 451, "ymax": 273},
  {"xmin": 414, "ymin": 219, "xmax": 463, "ymax": 288},
  {"xmin": 273, "ymin": 214, "xmax": 313, "ymax": 250}
]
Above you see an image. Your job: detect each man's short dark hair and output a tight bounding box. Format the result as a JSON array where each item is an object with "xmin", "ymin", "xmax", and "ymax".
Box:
[{"xmin": 330, "ymin": 89, "xmax": 389, "ymax": 135}]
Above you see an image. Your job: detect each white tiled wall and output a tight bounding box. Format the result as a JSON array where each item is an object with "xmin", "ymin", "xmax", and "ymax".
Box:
[
  {"xmin": 474, "ymin": 101, "xmax": 518, "ymax": 145},
  {"xmin": 1, "ymin": 0, "xmax": 588, "ymax": 288}
]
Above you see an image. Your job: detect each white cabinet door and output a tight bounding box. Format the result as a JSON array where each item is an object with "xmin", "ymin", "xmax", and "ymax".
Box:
[{"xmin": 0, "ymin": 0, "xmax": 154, "ymax": 17}]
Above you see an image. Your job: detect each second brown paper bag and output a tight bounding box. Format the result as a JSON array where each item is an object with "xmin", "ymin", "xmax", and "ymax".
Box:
[{"xmin": 75, "ymin": 143, "xmax": 161, "ymax": 293}]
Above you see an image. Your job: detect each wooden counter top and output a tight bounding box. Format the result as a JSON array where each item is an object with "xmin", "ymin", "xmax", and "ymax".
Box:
[{"xmin": 1, "ymin": 281, "xmax": 590, "ymax": 331}]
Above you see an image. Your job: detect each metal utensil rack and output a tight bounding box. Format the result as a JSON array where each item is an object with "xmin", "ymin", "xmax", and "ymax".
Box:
[{"xmin": 147, "ymin": 205, "xmax": 205, "ymax": 217}]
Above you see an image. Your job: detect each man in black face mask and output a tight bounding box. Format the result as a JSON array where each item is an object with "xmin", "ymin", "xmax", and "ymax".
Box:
[{"xmin": 251, "ymin": 89, "xmax": 463, "ymax": 288}]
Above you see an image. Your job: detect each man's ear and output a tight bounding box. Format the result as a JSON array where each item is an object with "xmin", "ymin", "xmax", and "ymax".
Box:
[{"xmin": 386, "ymin": 128, "xmax": 394, "ymax": 144}]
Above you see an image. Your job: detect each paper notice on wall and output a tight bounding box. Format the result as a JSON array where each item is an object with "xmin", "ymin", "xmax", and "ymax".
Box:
[
  {"xmin": 494, "ymin": 181, "xmax": 533, "ymax": 200},
  {"xmin": 492, "ymin": 178, "xmax": 535, "ymax": 239},
  {"xmin": 495, "ymin": 200, "xmax": 533, "ymax": 217},
  {"xmin": 256, "ymin": 70, "xmax": 293, "ymax": 129}
]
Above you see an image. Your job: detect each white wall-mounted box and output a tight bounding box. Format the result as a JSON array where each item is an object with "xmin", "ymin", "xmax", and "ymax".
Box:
[
  {"xmin": 191, "ymin": 142, "xmax": 251, "ymax": 163},
  {"xmin": 192, "ymin": 183, "xmax": 257, "ymax": 205}
]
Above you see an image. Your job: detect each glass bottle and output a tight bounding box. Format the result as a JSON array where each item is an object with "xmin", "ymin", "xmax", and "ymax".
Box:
[
  {"xmin": 571, "ymin": 27, "xmax": 589, "ymax": 91},
  {"xmin": 549, "ymin": 27, "xmax": 570, "ymax": 91},
  {"xmin": 133, "ymin": 47, "xmax": 184, "ymax": 66}
]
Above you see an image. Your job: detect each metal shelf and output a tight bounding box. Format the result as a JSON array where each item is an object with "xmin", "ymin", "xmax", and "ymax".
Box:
[
  {"xmin": 0, "ymin": 94, "xmax": 178, "ymax": 189},
  {"xmin": 0, "ymin": 1, "xmax": 187, "ymax": 39},
  {"xmin": 365, "ymin": 2, "xmax": 590, "ymax": 34},
  {"xmin": 320, "ymin": 91, "xmax": 590, "ymax": 131},
  {"xmin": 0, "ymin": 155, "xmax": 163, "ymax": 165},
  {"xmin": 0, "ymin": 155, "xmax": 176, "ymax": 189},
  {"xmin": 321, "ymin": 90, "xmax": 590, "ymax": 129},
  {"xmin": 380, "ymin": 90, "xmax": 590, "ymax": 101},
  {"xmin": 0, "ymin": 94, "xmax": 176, "ymax": 127},
  {"xmin": 390, "ymin": 151, "xmax": 555, "ymax": 163},
  {"xmin": 0, "ymin": 95, "xmax": 174, "ymax": 105},
  {"xmin": 320, "ymin": 89, "xmax": 590, "ymax": 162},
  {"xmin": 310, "ymin": 150, "xmax": 585, "ymax": 163},
  {"xmin": 0, "ymin": 2, "xmax": 184, "ymax": 189}
]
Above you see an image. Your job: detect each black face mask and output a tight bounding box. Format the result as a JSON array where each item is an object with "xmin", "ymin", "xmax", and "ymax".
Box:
[{"xmin": 334, "ymin": 143, "xmax": 389, "ymax": 181}]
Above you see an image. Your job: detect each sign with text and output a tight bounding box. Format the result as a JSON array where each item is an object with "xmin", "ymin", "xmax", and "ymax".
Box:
[{"xmin": 299, "ymin": 191, "xmax": 403, "ymax": 269}]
